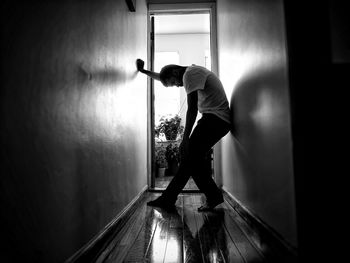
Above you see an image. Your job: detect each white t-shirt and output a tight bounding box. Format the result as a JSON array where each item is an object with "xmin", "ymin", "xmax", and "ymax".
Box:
[{"xmin": 183, "ymin": 65, "xmax": 231, "ymax": 124}]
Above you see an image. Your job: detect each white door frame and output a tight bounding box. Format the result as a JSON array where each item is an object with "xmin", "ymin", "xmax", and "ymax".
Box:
[{"xmin": 146, "ymin": 2, "xmax": 220, "ymax": 190}]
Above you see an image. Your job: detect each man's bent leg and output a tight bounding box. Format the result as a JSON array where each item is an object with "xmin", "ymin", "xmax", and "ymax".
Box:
[
  {"xmin": 148, "ymin": 114, "xmax": 230, "ymax": 208},
  {"xmin": 147, "ymin": 159, "xmax": 191, "ymax": 207},
  {"xmin": 159, "ymin": 159, "xmax": 192, "ymax": 202},
  {"xmin": 189, "ymin": 156, "xmax": 223, "ymax": 201},
  {"xmin": 187, "ymin": 115, "xmax": 230, "ymax": 208}
]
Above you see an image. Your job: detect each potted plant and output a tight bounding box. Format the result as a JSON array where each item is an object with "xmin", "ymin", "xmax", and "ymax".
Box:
[
  {"xmin": 155, "ymin": 115, "xmax": 184, "ymax": 141},
  {"xmin": 155, "ymin": 114, "xmax": 184, "ymax": 176},
  {"xmin": 155, "ymin": 143, "xmax": 167, "ymax": 177}
]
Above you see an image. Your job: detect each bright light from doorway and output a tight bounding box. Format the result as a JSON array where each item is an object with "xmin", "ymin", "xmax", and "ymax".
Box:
[
  {"xmin": 154, "ymin": 51, "xmax": 180, "ymax": 125},
  {"xmin": 205, "ymin": 49, "xmax": 211, "ymax": 70}
]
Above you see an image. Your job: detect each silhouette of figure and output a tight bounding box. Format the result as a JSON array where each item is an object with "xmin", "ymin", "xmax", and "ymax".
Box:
[{"xmin": 137, "ymin": 59, "xmax": 230, "ymax": 211}]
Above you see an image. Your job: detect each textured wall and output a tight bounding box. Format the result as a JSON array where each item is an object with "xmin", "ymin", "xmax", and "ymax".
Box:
[
  {"xmin": 1, "ymin": 0, "xmax": 148, "ymax": 262},
  {"xmin": 217, "ymin": 0, "xmax": 297, "ymax": 247}
]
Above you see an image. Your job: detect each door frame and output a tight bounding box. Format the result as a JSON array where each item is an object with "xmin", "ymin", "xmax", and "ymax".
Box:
[{"xmin": 146, "ymin": 2, "xmax": 219, "ymax": 190}]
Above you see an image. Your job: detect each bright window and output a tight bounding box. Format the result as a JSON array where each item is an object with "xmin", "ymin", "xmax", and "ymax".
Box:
[{"xmin": 154, "ymin": 51, "xmax": 180, "ymax": 125}]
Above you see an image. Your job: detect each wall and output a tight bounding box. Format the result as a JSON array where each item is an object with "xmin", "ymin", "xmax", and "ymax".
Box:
[
  {"xmin": 217, "ymin": 0, "xmax": 297, "ymax": 247},
  {"xmin": 0, "ymin": 0, "xmax": 148, "ymax": 262}
]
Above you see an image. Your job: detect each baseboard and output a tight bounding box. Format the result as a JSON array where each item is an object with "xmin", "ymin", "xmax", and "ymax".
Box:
[
  {"xmin": 65, "ymin": 185, "xmax": 148, "ymax": 263},
  {"xmin": 222, "ymin": 187, "xmax": 298, "ymax": 263}
]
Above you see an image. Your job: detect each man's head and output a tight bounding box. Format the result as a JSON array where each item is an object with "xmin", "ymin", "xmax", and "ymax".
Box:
[{"xmin": 159, "ymin": 65, "xmax": 185, "ymax": 87}]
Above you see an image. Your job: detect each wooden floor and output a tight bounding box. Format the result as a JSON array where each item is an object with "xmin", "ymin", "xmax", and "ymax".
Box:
[{"xmin": 87, "ymin": 192, "xmax": 296, "ymax": 263}]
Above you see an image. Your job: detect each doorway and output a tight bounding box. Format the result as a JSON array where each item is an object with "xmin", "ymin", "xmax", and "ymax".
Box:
[{"xmin": 147, "ymin": 3, "xmax": 218, "ymax": 191}]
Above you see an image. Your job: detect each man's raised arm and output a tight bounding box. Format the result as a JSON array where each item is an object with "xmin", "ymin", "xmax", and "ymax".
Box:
[{"xmin": 136, "ymin": 59, "xmax": 160, "ymax": 81}]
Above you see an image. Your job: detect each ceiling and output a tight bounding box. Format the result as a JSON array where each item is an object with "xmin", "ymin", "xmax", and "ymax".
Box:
[{"xmin": 154, "ymin": 13, "xmax": 210, "ymax": 34}]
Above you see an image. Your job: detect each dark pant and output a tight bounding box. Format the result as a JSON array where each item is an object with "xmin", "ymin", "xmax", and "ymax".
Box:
[{"xmin": 162, "ymin": 113, "xmax": 230, "ymax": 203}]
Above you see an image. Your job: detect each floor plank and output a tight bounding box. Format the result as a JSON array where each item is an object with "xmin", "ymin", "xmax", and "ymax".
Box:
[
  {"xmin": 162, "ymin": 207, "xmax": 184, "ymax": 263},
  {"xmin": 222, "ymin": 203, "xmax": 266, "ymax": 262},
  {"xmin": 103, "ymin": 205, "xmax": 150, "ymax": 262},
  {"xmin": 193, "ymin": 207, "xmax": 226, "ymax": 262},
  {"xmin": 223, "ymin": 201, "xmax": 296, "ymax": 262},
  {"xmin": 95, "ymin": 195, "xmax": 153, "ymax": 262},
  {"xmin": 123, "ymin": 196, "xmax": 161, "ymax": 262},
  {"xmin": 202, "ymin": 210, "xmax": 245, "ymax": 263},
  {"xmin": 181, "ymin": 196, "xmax": 204, "ymax": 263},
  {"xmin": 144, "ymin": 210, "xmax": 170, "ymax": 262}
]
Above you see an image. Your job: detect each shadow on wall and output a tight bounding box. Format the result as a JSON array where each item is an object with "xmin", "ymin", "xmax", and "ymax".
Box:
[
  {"xmin": 228, "ymin": 62, "xmax": 291, "ymax": 203},
  {"xmin": 78, "ymin": 64, "xmax": 138, "ymax": 86},
  {"xmin": 230, "ymin": 64, "xmax": 287, "ymax": 138}
]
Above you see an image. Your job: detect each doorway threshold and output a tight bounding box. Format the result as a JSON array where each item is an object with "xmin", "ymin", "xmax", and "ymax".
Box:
[{"xmin": 148, "ymin": 188, "xmax": 201, "ymax": 193}]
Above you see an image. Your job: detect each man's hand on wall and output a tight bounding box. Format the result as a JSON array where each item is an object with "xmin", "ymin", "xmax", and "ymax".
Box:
[{"xmin": 136, "ymin": 59, "xmax": 145, "ymax": 72}]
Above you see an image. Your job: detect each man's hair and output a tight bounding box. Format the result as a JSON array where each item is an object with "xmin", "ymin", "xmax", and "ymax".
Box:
[{"xmin": 159, "ymin": 64, "xmax": 183, "ymax": 86}]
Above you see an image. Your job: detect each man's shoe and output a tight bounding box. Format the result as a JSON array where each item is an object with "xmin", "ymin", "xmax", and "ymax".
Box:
[{"xmin": 197, "ymin": 197, "xmax": 224, "ymax": 212}]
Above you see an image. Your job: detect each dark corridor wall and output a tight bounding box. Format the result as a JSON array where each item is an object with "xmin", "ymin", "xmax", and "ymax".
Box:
[
  {"xmin": 217, "ymin": 0, "xmax": 297, "ymax": 247},
  {"xmin": 1, "ymin": 0, "xmax": 148, "ymax": 262}
]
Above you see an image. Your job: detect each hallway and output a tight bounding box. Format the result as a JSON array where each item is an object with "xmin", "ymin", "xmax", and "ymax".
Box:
[
  {"xmin": 67, "ymin": 193, "xmax": 296, "ymax": 263},
  {"xmin": 2, "ymin": 0, "xmax": 347, "ymax": 262}
]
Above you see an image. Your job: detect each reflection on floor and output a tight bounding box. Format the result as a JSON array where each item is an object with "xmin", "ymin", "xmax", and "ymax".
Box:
[
  {"xmin": 89, "ymin": 193, "xmax": 296, "ymax": 263},
  {"xmin": 155, "ymin": 176, "xmax": 199, "ymax": 190}
]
